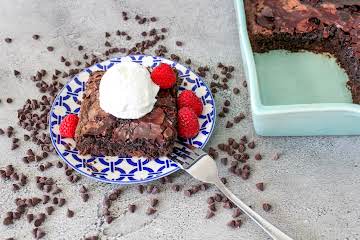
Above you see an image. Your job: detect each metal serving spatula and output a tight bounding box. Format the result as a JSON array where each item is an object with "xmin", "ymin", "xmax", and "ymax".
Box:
[{"xmin": 168, "ymin": 142, "xmax": 294, "ymax": 240}]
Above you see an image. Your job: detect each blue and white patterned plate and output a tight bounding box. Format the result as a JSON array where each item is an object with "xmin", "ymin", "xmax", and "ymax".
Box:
[{"xmin": 49, "ymin": 55, "xmax": 216, "ymax": 184}]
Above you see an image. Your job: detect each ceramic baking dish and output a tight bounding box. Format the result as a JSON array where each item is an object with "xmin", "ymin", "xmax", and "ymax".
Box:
[{"xmin": 234, "ymin": 0, "xmax": 360, "ymax": 136}]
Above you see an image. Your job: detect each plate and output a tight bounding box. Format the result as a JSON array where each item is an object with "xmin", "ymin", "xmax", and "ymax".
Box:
[{"xmin": 49, "ymin": 55, "xmax": 216, "ymax": 184}]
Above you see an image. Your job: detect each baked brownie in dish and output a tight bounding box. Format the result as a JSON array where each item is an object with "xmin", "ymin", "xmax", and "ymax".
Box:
[
  {"xmin": 244, "ymin": 0, "xmax": 360, "ymax": 103},
  {"xmin": 75, "ymin": 71, "xmax": 178, "ymax": 158}
]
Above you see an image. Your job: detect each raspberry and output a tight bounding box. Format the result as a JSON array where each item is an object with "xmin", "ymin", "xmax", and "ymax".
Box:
[
  {"xmin": 177, "ymin": 90, "xmax": 203, "ymax": 116},
  {"xmin": 150, "ymin": 63, "xmax": 176, "ymax": 89},
  {"xmin": 59, "ymin": 114, "xmax": 79, "ymax": 138},
  {"xmin": 177, "ymin": 107, "xmax": 200, "ymax": 138}
]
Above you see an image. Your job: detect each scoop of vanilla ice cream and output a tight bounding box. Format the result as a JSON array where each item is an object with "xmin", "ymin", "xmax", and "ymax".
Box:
[{"xmin": 99, "ymin": 61, "xmax": 160, "ymax": 119}]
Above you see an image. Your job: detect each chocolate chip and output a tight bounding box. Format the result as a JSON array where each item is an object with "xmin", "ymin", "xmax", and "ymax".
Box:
[
  {"xmin": 226, "ymin": 121, "xmax": 233, "ymax": 128},
  {"xmin": 205, "ymin": 210, "xmax": 215, "ymax": 219},
  {"xmin": 176, "ymin": 41, "xmax": 183, "ymax": 46},
  {"xmin": 37, "ymin": 230, "xmax": 46, "ymax": 239},
  {"xmin": 42, "ymin": 195, "xmax": 50, "ymax": 204},
  {"xmin": 58, "ymin": 198, "xmax": 66, "ymax": 207},
  {"xmin": 242, "ymin": 81, "xmax": 247, "ymax": 88},
  {"xmin": 126, "ymin": 36, "xmax": 131, "ymax": 40},
  {"xmin": 150, "ymin": 198, "xmax": 159, "ymax": 207},
  {"xmin": 161, "ymin": 28, "xmax": 167, "ymax": 33},
  {"xmin": 233, "ymin": 88, "xmax": 240, "ymax": 94},
  {"xmin": 207, "ymin": 197, "xmax": 215, "ymax": 205},
  {"xmin": 27, "ymin": 213, "xmax": 34, "ymax": 223},
  {"xmin": 224, "ymin": 100, "xmax": 230, "ymax": 106},
  {"xmin": 3, "ymin": 217, "xmax": 13, "ymax": 225},
  {"xmin": 255, "ymin": 153, "xmax": 262, "ymax": 160},
  {"xmin": 185, "ymin": 59, "xmax": 191, "ymax": 64},
  {"xmin": 34, "ymin": 218, "xmax": 43, "ymax": 227},
  {"xmin": 45, "ymin": 206, "xmax": 54, "ymax": 215},
  {"xmin": 136, "ymin": 184, "xmax": 144, "ymax": 194},
  {"xmin": 227, "ymin": 220, "xmax": 237, "ymax": 228},
  {"xmin": 67, "ymin": 209, "xmax": 74, "ymax": 218},
  {"xmin": 64, "ymin": 61, "xmax": 71, "ymax": 67},
  {"xmin": 208, "ymin": 203, "xmax": 216, "ymax": 212},
  {"xmin": 263, "ymin": 203, "xmax": 272, "ymax": 212},
  {"xmin": 248, "ymin": 141, "xmax": 255, "ymax": 149},
  {"xmin": 146, "ymin": 207, "xmax": 157, "ymax": 215},
  {"xmin": 79, "ymin": 186, "xmax": 88, "ymax": 193},
  {"xmin": 13, "ymin": 70, "xmax": 20, "ymax": 76},
  {"xmin": 74, "ymin": 60, "xmax": 81, "ymax": 66},
  {"xmin": 47, "ymin": 46, "xmax": 54, "ymax": 52},
  {"xmin": 223, "ymin": 107, "xmax": 229, "ymax": 113},
  {"xmin": 6, "ymin": 98, "xmax": 13, "ymax": 103},
  {"xmin": 256, "ymin": 182, "xmax": 264, "ymax": 191},
  {"xmin": 104, "ymin": 41, "xmax": 111, "ymax": 47},
  {"xmin": 5, "ymin": 38, "xmax": 12, "ymax": 43},
  {"xmin": 218, "ymin": 112, "xmax": 225, "ymax": 118},
  {"xmin": 128, "ymin": 204, "xmax": 136, "ymax": 213},
  {"xmin": 184, "ymin": 189, "xmax": 192, "ymax": 197},
  {"xmin": 0, "ymin": 128, "xmax": 4, "ymax": 135},
  {"xmin": 232, "ymin": 208, "xmax": 242, "ymax": 218},
  {"xmin": 220, "ymin": 177, "xmax": 227, "ymax": 184},
  {"xmin": 81, "ymin": 193, "xmax": 90, "ymax": 202},
  {"xmin": 11, "ymin": 143, "xmax": 19, "ymax": 150},
  {"xmin": 150, "ymin": 17, "xmax": 157, "ymax": 22},
  {"xmin": 171, "ymin": 184, "xmax": 180, "ymax": 192}
]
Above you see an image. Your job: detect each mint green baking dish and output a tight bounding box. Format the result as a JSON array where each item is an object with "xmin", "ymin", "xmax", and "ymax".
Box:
[{"xmin": 234, "ymin": 0, "xmax": 360, "ymax": 136}]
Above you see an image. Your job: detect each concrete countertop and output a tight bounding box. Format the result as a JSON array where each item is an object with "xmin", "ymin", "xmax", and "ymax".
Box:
[{"xmin": 0, "ymin": 0, "xmax": 359, "ymax": 239}]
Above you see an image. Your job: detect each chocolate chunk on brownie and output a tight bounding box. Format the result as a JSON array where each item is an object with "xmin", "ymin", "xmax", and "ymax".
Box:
[
  {"xmin": 244, "ymin": 0, "xmax": 360, "ymax": 103},
  {"xmin": 75, "ymin": 70, "xmax": 178, "ymax": 158}
]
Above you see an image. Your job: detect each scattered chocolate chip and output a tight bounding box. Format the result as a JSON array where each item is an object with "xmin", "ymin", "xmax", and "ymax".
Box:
[
  {"xmin": 255, "ymin": 153, "xmax": 262, "ymax": 160},
  {"xmin": 161, "ymin": 28, "xmax": 167, "ymax": 33},
  {"xmin": 256, "ymin": 182, "xmax": 264, "ymax": 191},
  {"xmin": 220, "ymin": 177, "xmax": 227, "ymax": 184},
  {"xmin": 232, "ymin": 208, "xmax": 242, "ymax": 218},
  {"xmin": 5, "ymin": 38, "xmax": 12, "ymax": 43},
  {"xmin": 208, "ymin": 203, "xmax": 216, "ymax": 212},
  {"xmin": 185, "ymin": 59, "xmax": 191, "ymax": 64},
  {"xmin": 206, "ymin": 210, "xmax": 215, "ymax": 219},
  {"xmin": 171, "ymin": 184, "xmax": 180, "ymax": 192},
  {"xmin": 45, "ymin": 206, "xmax": 54, "ymax": 215},
  {"xmin": 242, "ymin": 81, "xmax": 247, "ymax": 87},
  {"xmin": 67, "ymin": 209, "xmax": 74, "ymax": 218},
  {"xmin": 27, "ymin": 213, "xmax": 34, "ymax": 223},
  {"xmin": 226, "ymin": 121, "xmax": 233, "ymax": 128},
  {"xmin": 184, "ymin": 189, "xmax": 192, "ymax": 197},
  {"xmin": 128, "ymin": 204, "xmax": 136, "ymax": 213},
  {"xmin": 81, "ymin": 193, "xmax": 90, "ymax": 202},
  {"xmin": 58, "ymin": 198, "xmax": 66, "ymax": 207},
  {"xmin": 6, "ymin": 98, "xmax": 13, "ymax": 103},
  {"xmin": 150, "ymin": 17, "xmax": 157, "ymax": 22},
  {"xmin": 146, "ymin": 207, "xmax": 157, "ymax": 215},
  {"xmin": 218, "ymin": 112, "xmax": 225, "ymax": 118},
  {"xmin": 248, "ymin": 141, "xmax": 255, "ymax": 149},
  {"xmin": 3, "ymin": 217, "xmax": 13, "ymax": 225},
  {"xmin": 224, "ymin": 100, "xmax": 230, "ymax": 106},
  {"xmin": 176, "ymin": 41, "xmax": 183, "ymax": 46},
  {"xmin": 233, "ymin": 88, "xmax": 240, "ymax": 94},
  {"xmin": 150, "ymin": 198, "xmax": 159, "ymax": 207},
  {"xmin": 47, "ymin": 46, "xmax": 54, "ymax": 52},
  {"xmin": 207, "ymin": 197, "xmax": 215, "ymax": 205},
  {"xmin": 263, "ymin": 203, "xmax": 272, "ymax": 212}
]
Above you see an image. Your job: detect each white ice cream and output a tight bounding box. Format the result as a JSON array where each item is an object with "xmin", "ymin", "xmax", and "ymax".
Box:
[{"xmin": 99, "ymin": 62, "xmax": 160, "ymax": 119}]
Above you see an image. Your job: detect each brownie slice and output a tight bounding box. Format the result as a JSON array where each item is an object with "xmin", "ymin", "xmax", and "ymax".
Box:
[
  {"xmin": 244, "ymin": 0, "xmax": 360, "ymax": 103},
  {"xmin": 75, "ymin": 71, "xmax": 178, "ymax": 158}
]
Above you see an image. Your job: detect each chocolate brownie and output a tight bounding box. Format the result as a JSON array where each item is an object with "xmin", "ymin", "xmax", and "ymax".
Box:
[
  {"xmin": 75, "ymin": 71, "xmax": 178, "ymax": 158},
  {"xmin": 244, "ymin": 0, "xmax": 360, "ymax": 103}
]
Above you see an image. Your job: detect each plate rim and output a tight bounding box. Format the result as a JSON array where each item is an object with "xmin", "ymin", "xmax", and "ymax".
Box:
[{"xmin": 49, "ymin": 54, "xmax": 216, "ymax": 184}]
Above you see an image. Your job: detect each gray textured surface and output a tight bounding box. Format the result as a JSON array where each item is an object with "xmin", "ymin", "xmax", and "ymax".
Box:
[{"xmin": 0, "ymin": 0, "xmax": 360, "ymax": 239}]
